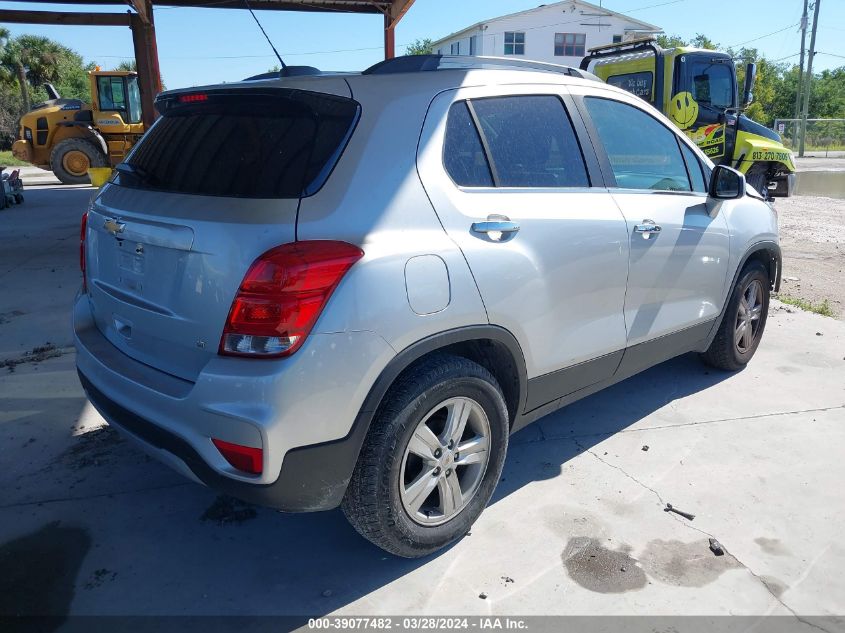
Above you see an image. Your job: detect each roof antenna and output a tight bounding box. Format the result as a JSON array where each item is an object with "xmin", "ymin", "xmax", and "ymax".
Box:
[{"xmin": 242, "ymin": 0, "xmax": 287, "ymax": 70}]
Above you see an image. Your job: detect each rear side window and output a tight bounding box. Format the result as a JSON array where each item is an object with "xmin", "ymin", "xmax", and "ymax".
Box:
[
  {"xmin": 120, "ymin": 90, "xmax": 359, "ymax": 198},
  {"xmin": 584, "ymin": 96, "xmax": 691, "ymax": 192},
  {"xmin": 470, "ymin": 96, "xmax": 589, "ymax": 188},
  {"xmin": 443, "ymin": 102, "xmax": 494, "ymax": 187}
]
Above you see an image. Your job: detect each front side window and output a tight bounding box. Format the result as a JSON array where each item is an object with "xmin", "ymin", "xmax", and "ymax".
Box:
[
  {"xmin": 584, "ymin": 97, "xmax": 691, "ymax": 192},
  {"xmin": 470, "ymin": 96, "xmax": 589, "ymax": 188},
  {"xmin": 504, "ymin": 32, "xmax": 525, "ymax": 55},
  {"xmin": 679, "ymin": 142, "xmax": 707, "ymax": 192},
  {"xmin": 97, "ymin": 76, "xmax": 126, "ymax": 111},
  {"xmin": 554, "ymin": 33, "xmax": 586, "ymax": 57}
]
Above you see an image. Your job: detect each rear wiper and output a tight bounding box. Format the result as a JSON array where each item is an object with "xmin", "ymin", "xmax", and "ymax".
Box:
[{"xmin": 115, "ymin": 162, "xmax": 156, "ymax": 186}]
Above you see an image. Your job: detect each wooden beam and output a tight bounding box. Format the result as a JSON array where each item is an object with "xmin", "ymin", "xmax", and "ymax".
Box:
[
  {"xmin": 383, "ymin": 12, "xmax": 395, "ymax": 59},
  {"xmin": 130, "ymin": 12, "xmax": 162, "ymax": 128},
  {"xmin": 387, "ymin": 0, "xmax": 413, "ymax": 29},
  {"xmin": 0, "ymin": 0, "xmax": 390, "ymax": 12},
  {"xmin": 127, "ymin": 0, "xmax": 150, "ymax": 24},
  {"xmin": 0, "ymin": 8, "xmax": 131, "ymax": 26}
]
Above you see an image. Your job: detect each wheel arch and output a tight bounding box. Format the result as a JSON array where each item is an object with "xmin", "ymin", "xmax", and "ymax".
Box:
[
  {"xmin": 272, "ymin": 325, "xmax": 528, "ymax": 512},
  {"xmin": 52, "ymin": 124, "xmax": 108, "ymax": 158},
  {"xmin": 702, "ymin": 240, "xmax": 781, "ymax": 351}
]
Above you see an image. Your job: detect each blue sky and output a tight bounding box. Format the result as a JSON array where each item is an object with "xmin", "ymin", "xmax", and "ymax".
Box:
[{"xmin": 1, "ymin": 0, "xmax": 843, "ymax": 89}]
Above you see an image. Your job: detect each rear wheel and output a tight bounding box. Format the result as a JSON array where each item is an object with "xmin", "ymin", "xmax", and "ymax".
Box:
[
  {"xmin": 51, "ymin": 138, "xmax": 107, "ymax": 185},
  {"xmin": 342, "ymin": 354, "xmax": 509, "ymax": 558},
  {"xmin": 701, "ymin": 260, "xmax": 770, "ymax": 371}
]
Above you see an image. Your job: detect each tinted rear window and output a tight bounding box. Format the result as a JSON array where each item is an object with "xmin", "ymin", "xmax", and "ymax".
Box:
[{"xmin": 119, "ymin": 89, "xmax": 359, "ymax": 198}]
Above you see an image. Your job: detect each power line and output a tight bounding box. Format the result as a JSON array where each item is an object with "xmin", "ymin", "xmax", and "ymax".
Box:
[{"xmin": 727, "ymin": 23, "xmax": 800, "ymax": 49}]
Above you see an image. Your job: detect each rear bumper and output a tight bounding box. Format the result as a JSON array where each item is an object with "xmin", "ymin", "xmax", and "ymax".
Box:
[{"xmin": 73, "ymin": 294, "xmax": 395, "ymax": 511}]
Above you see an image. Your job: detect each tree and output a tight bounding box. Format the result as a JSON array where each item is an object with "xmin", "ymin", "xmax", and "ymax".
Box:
[
  {"xmin": 0, "ymin": 35, "xmax": 65, "ymax": 111},
  {"xmin": 656, "ymin": 33, "xmax": 687, "ymax": 49},
  {"xmin": 405, "ymin": 38, "xmax": 434, "ymax": 56},
  {"xmin": 115, "ymin": 60, "xmax": 137, "ymax": 72}
]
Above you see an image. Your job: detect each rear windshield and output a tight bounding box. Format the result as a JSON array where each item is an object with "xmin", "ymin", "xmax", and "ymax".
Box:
[{"xmin": 117, "ymin": 89, "xmax": 359, "ymax": 199}]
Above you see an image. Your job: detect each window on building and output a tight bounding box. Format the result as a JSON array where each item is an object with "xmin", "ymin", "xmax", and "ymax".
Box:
[
  {"xmin": 469, "ymin": 35, "xmax": 478, "ymax": 56},
  {"xmin": 504, "ymin": 32, "xmax": 525, "ymax": 55},
  {"xmin": 583, "ymin": 97, "xmax": 692, "ymax": 192},
  {"xmin": 451, "ymin": 41, "xmax": 460, "ymax": 55},
  {"xmin": 437, "ymin": 48, "xmax": 443, "ymax": 55},
  {"xmin": 612, "ymin": 35, "xmax": 623, "ymax": 43},
  {"xmin": 470, "ymin": 96, "xmax": 589, "ymax": 188},
  {"xmin": 554, "ymin": 33, "xmax": 586, "ymax": 57}
]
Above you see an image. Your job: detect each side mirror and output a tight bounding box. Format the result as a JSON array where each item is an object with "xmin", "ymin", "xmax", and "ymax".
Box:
[
  {"xmin": 709, "ymin": 165, "xmax": 746, "ymax": 199},
  {"xmin": 741, "ymin": 62, "xmax": 757, "ymax": 107}
]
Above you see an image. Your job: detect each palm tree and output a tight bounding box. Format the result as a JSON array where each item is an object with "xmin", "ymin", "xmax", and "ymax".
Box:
[{"xmin": 0, "ymin": 35, "xmax": 63, "ymax": 112}]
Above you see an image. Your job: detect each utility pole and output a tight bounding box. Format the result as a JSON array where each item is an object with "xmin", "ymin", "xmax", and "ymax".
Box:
[
  {"xmin": 794, "ymin": 0, "xmax": 808, "ymax": 120},
  {"xmin": 799, "ymin": 0, "xmax": 820, "ymax": 157}
]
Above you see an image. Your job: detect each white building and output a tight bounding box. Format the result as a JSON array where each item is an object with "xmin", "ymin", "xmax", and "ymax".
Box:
[{"xmin": 430, "ymin": 1, "xmax": 661, "ymax": 67}]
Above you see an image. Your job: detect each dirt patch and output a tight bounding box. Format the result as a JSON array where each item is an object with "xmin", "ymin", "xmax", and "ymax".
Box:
[
  {"xmin": 638, "ymin": 538, "xmax": 742, "ymax": 587},
  {"xmin": 83, "ymin": 568, "xmax": 118, "ymax": 590},
  {"xmin": 776, "ymin": 195, "xmax": 845, "ymax": 319},
  {"xmin": 0, "ymin": 522, "xmax": 91, "ymax": 616},
  {"xmin": 561, "ymin": 537, "xmax": 647, "ymax": 593},
  {"xmin": 200, "ymin": 495, "xmax": 258, "ymax": 525},
  {"xmin": 52, "ymin": 425, "xmax": 124, "ymax": 471},
  {"xmin": 754, "ymin": 537, "xmax": 790, "ymax": 557},
  {"xmin": 1, "ymin": 342, "xmax": 65, "ymax": 372}
]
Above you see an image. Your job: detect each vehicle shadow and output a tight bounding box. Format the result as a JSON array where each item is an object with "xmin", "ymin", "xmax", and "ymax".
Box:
[{"xmin": 2, "ymin": 352, "xmax": 731, "ymax": 621}]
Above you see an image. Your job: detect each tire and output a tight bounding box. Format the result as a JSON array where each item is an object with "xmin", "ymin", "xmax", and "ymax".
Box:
[
  {"xmin": 745, "ymin": 167, "xmax": 770, "ymax": 200},
  {"xmin": 342, "ymin": 353, "xmax": 509, "ymax": 558},
  {"xmin": 50, "ymin": 138, "xmax": 107, "ymax": 185},
  {"xmin": 700, "ymin": 260, "xmax": 770, "ymax": 371}
]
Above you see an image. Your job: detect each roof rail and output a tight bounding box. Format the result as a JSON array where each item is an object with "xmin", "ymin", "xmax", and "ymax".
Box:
[
  {"xmin": 585, "ymin": 36, "xmax": 661, "ymax": 56},
  {"xmin": 363, "ymin": 55, "xmax": 601, "ymax": 81}
]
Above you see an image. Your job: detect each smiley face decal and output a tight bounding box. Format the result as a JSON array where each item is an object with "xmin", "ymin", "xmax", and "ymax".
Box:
[{"xmin": 668, "ymin": 92, "xmax": 699, "ymax": 130}]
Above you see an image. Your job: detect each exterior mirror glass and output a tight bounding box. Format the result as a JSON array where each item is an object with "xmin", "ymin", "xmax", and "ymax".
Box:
[
  {"xmin": 709, "ymin": 165, "xmax": 745, "ymax": 199},
  {"xmin": 742, "ymin": 62, "xmax": 757, "ymax": 107}
]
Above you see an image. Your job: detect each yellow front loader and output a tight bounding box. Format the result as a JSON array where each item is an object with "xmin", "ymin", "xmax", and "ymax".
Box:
[{"xmin": 12, "ymin": 70, "xmax": 146, "ymax": 184}]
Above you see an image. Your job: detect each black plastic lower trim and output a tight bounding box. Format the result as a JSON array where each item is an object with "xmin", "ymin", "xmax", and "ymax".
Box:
[
  {"xmin": 525, "ymin": 350, "xmax": 623, "ymax": 412},
  {"xmin": 78, "ymin": 370, "xmax": 348, "ymax": 512}
]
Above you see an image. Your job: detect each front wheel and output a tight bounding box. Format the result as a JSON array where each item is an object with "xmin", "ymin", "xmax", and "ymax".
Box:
[
  {"xmin": 51, "ymin": 138, "xmax": 107, "ymax": 185},
  {"xmin": 342, "ymin": 354, "xmax": 509, "ymax": 558},
  {"xmin": 700, "ymin": 260, "xmax": 770, "ymax": 371}
]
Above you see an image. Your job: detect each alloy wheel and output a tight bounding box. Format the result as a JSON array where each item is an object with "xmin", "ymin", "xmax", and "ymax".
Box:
[
  {"xmin": 735, "ymin": 279, "xmax": 763, "ymax": 354},
  {"xmin": 399, "ymin": 396, "xmax": 491, "ymax": 526}
]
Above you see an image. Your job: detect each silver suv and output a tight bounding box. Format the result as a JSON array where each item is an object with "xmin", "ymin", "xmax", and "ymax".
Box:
[{"xmin": 75, "ymin": 56, "xmax": 780, "ymax": 557}]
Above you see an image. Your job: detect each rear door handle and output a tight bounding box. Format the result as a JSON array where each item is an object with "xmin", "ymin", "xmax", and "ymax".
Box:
[
  {"xmin": 633, "ymin": 219, "xmax": 662, "ymax": 240},
  {"xmin": 471, "ymin": 214, "xmax": 520, "ymax": 241}
]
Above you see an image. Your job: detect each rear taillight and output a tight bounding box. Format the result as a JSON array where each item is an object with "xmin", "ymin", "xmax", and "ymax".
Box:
[
  {"xmin": 80, "ymin": 211, "xmax": 88, "ymax": 293},
  {"xmin": 220, "ymin": 240, "xmax": 364, "ymax": 358},
  {"xmin": 212, "ymin": 438, "xmax": 263, "ymax": 475}
]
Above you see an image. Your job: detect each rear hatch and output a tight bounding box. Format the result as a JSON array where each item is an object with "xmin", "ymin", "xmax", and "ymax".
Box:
[{"xmin": 85, "ymin": 83, "xmax": 359, "ymax": 381}]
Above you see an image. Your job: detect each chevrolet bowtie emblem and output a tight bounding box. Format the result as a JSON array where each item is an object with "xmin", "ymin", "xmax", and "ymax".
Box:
[{"xmin": 104, "ymin": 217, "xmax": 126, "ymax": 236}]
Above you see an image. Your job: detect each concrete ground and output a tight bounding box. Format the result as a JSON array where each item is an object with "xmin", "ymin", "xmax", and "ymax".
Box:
[{"xmin": 2, "ymin": 184, "xmax": 845, "ymax": 625}]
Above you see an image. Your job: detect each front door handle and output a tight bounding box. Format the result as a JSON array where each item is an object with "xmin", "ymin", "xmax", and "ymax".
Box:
[
  {"xmin": 633, "ymin": 219, "xmax": 662, "ymax": 240},
  {"xmin": 471, "ymin": 214, "xmax": 520, "ymax": 241}
]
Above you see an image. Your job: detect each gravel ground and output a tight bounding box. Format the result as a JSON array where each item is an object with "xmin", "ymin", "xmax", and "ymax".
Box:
[{"xmin": 775, "ymin": 194, "xmax": 845, "ymax": 319}]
